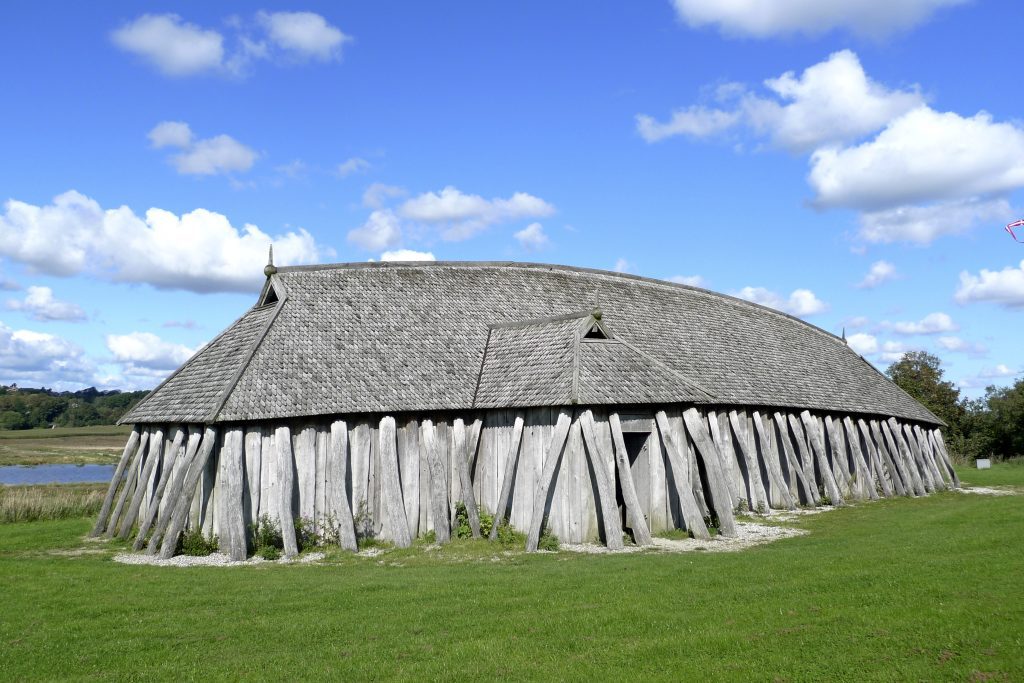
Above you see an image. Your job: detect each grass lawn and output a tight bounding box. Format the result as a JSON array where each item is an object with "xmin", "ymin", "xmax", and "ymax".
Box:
[
  {"xmin": 0, "ymin": 425, "xmax": 132, "ymax": 466},
  {"xmin": 0, "ymin": 464, "xmax": 1021, "ymax": 681}
]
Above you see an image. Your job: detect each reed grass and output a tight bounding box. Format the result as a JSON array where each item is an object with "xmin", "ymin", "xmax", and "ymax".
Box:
[{"xmin": 0, "ymin": 483, "xmax": 105, "ymax": 523}]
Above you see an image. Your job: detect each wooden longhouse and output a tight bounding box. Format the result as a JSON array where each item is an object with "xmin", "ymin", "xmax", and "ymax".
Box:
[{"xmin": 92, "ymin": 261, "xmax": 959, "ymax": 558}]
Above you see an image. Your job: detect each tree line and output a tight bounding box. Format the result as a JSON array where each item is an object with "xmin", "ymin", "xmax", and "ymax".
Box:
[
  {"xmin": 0, "ymin": 385, "xmax": 149, "ymax": 430},
  {"xmin": 887, "ymin": 351, "xmax": 1023, "ymax": 462}
]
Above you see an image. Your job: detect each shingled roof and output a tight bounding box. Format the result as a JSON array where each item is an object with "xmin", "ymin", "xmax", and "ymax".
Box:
[{"xmin": 121, "ymin": 261, "xmax": 941, "ymax": 425}]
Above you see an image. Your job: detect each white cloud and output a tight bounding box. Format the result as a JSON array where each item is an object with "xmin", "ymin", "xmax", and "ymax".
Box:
[
  {"xmin": 6, "ymin": 286, "xmax": 86, "ymax": 322},
  {"xmin": 955, "ymin": 259, "xmax": 1024, "ymax": 308},
  {"xmin": 380, "ymin": 249, "xmax": 436, "ymax": 262},
  {"xmin": 980, "ymin": 364, "xmax": 1018, "ymax": 378},
  {"xmin": 936, "ymin": 336, "xmax": 987, "ymax": 356},
  {"xmin": 106, "ymin": 332, "xmax": 194, "ymax": 370},
  {"xmin": 148, "ymin": 122, "xmax": 258, "ymax": 176},
  {"xmin": 337, "ymin": 157, "xmax": 370, "ymax": 177},
  {"xmin": 668, "ymin": 274, "xmax": 706, "ymax": 287},
  {"xmin": 0, "ymin": 190, "xmax": 320, "ymax": 293},
  {"xmin": 0, "ymin": 321, "xmax": 93, "ymax": 387},
  {"xmin": 735, "ymin": 286, "xmax": 828, "ymax": 316},
  {"xmin": 886, "ymin": 312, "xmax": 957, "ymax": 334},
  {"xmin": 0, "ymin": 279, "xmax": 20, "ymax": 291},
  {"xmin": 880, "ymin": 340, "xmax": 912, "ymax": 363},
  {"xmin": 636, "ymin": 107, "xmax": 740, "ymax": 143},
  {"xmin": 514, "ymin": 223, "xmax": 549, "ymax": 251},
  {"xmin": 670, "ymin": 0, "xmax": 968, "ymax": 38},
  {"xmin": 857, "ymin": 260, "xmax": 898, "ymax": 289},
  {"xmin": 613, "ymin": 258, "xmax": 632, "ymax": 274},
  {"xmin": 399, "ymin": 186, "xmax": 555, "ymax": 241},
  {"xmin": 810, "ymin": 108, "xmax": 1024, "ymax": 211},
  {"xmin": 112, "ymin": 14, "xmax": 224, "ymax": 77},
  {"xmin": 846, "ymin": 332, "xmax": 879, "ymax": 355},
  {"xmin": 362, "ymin": 183, "xmax": 406, "ymax": 208},
  {"xmin": 347, "ymin": 209, "xmax": 402, "ymax": 251},
  {"xmin": 858, "ymin": 197, "xmax": 1012, "ymax": 244},
  {"xmin": 844, "ymin": 315, "xmax": 871, "ymax": 329},
  {"xmin": 257, "ymin": 11, "xmax": 350, "ymax": 61}
]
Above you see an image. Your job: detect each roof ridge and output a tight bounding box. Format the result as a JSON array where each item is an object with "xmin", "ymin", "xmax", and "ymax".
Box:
[{"xmin": 608, "ymin": 333, "xmax": 717, "ymax": 402}]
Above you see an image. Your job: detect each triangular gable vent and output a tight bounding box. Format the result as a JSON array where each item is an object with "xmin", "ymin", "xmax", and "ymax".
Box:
[
  {"xmin": 258, "ymin": 283, "xmax": 279, "ymax": 307},
  {"xmin": 583, "ymin": 323, "xmax": 608, "ymax": 340}
]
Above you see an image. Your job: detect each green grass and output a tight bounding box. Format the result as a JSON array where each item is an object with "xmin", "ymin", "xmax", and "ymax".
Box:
[
  {"xmin": 959, "ymin": 456, "xmax": 1024, "ymax": 489},
  {"xmin": 0, "ymin": 465, "xmax": 1022, "ymax": 680},
  {"xmin": 0, "ymin": 483, "xmax": 106, "ymax": 523},
  {"xmin": 0, "ymin": 425, "xmax": 131, "ymax": 466}
]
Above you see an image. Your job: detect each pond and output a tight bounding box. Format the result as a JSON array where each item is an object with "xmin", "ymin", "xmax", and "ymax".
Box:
[{"xmin": 0, "ymin": 464, "xmax": 114, "ymax": 485}]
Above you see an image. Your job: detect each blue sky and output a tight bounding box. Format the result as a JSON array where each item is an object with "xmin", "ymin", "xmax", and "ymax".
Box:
[{"xmin": 0, "ymin": 1, "xmax": 1021, "ymax": 396}]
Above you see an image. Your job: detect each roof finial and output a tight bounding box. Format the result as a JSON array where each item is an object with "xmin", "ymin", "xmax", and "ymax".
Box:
[
  {"xmin": 592, "ymin": 306, "xmax": 602, "ymax": 320},
  {"xmin": 841, "ymin": 327, "xmax": 847, "ymax": 344},
  {"xmin": 264, "ymin": 244, "xmax": 277, "ymax": 277}
]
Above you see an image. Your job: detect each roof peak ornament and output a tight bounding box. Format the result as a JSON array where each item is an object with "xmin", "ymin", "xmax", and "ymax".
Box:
[{"xmin": 264, "ymin": 244, "xmax": 277, "ymax": 277}]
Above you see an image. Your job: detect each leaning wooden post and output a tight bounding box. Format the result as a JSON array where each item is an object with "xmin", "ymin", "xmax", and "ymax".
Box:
[
  {"xmin": 378, "ymin": 416, "xmax": 412, "ymax": 548},
  {"xmin": 821, "ymin": 416, "xmax": 854, "ymax": 499},
  {"xmin": 608, "ymin": 413, "xmax": 653, "ymax": 545},
  {"xmin": 91, "ymin": 428, "xmax": 141, "ymax": 537},
  {"xmin": 328, "ymin": 420, "xmax": 358, "ymax": 551},
  {"xmin": 707, "ymin": 410, "xmax": 743, "ymax": 506},
  {"xmin": 489, "ymin": 413, "xmax": 525, "ymax": 540},
  {"xmin": 727, "ymin": 410, "xmax": 768, "ymax": 512},
  {"xmin": 105, "ymin": 431, "xmax": 150, "ymax": 538},
  {"xmin": 451, "ymin": 417, "xmax": 482, "ymax": 538},
  {"xmin": 654, "ymin": 411, "xmax": 710, "ymax": 540},
  {"xmin": 880, "ymin": 420, "xmax": 924, "ymax": 496},
  {"xmin": 147, "ymin": 427, "xmax": 203, "ymax": 554},
  {"xmin": 773, "ymin": 412, "xmax": 818, "ymax": 505},
  {"xmin": 914, "ymin": 425, "xmax": 949, "ymax": 489},
  {"xmin": 893, "ymin": 419, "xmax": 935, "ymax": 492},
  {"xmin": 930, "ymin": 429, "xmax": 961, "ymax": 488},
  {"xmin": 526, "ymin": 410, "xmax": 573, "ymax": 551},
  {"xmin": 682, "ymin": 408, "xmax": 737, "ymax": 536},
  {"xmin": 216, "ymin": 427, "xmax": 248, "ymax": 561},
  {"xmin": 118, "ymin": 427, "xmax": 165, "ymax": 539},
  {"xmin": 866, "ymin": 419, "xmax": 907, "ymax": 496},
  {"xmin": 133, "ymin": 428, "xmax": 185, "ymax": 550},
  {"xmin": 420, "ymin": 418, "xmax": 452, "ymax": 543},
  {"xmin": 838, "ymin": 417, "xmax": 879, "ymax": 500},
  {"xmin": 275, "ymin": 425, "xmax": 299, "ymax": 558},
  {"xmin": 579, "ymin": 410, "xmax": 624, "ymax": 550},
  {"xmin": 798, "ymin": 411, "xmax": 844, "ymax": 506},
  {"xmin": 752, "ymin": 411, "xmax": 796, "ymax": 510},
  {"xmin": 158, "ymin": 426, "xmax": 218, "ymax": 559}
]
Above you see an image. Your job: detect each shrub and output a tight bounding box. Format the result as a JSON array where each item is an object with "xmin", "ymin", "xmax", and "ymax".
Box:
[
  {"xmin": 179, "ymin": 528, "xmax": 218, "ymax": 556},
  {"xmin": 454, "ymin": 502, "xmax": 494, "ymax": 538},
  {"xmin": 257, "ymin": 545, "xmax": 281, "ymax": 561},
  {"xmin": 294, "ymin": 517, "xmax": 320, "ymax": 552},
  {"xmin": 538, "ymin": 526, "xmax": 559, "ymax": 552},
  {"xmin": 495, "ymin": 521, "xmax": 525, "ymax": 549},
  {"xmin": 250, "ymin": 514, "xmax": 284, "ymax": 558}
]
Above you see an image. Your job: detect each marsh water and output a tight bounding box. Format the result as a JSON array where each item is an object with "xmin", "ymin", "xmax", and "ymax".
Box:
[{"xmin": 0, "ymin": 464, "xmax": 114, "ymax": 485}]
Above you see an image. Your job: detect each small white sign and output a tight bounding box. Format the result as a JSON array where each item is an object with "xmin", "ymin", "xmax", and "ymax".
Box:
[{"xmin": 976, "ymin": 458, "xmax": 991, "ymax": 469}]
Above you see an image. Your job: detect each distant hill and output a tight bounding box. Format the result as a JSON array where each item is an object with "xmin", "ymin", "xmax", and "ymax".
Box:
[{"xmin": 0, "ymin": 384, "xmax": 150, "ymax": 430}]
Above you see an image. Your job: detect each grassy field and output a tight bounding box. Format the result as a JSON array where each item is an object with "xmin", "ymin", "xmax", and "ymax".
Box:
[
  {"xmin": 0, "ymin": 425, "xmax": 132, "ymax": 466},
  {"xmin": 0, "ymin": 465, "xmax": 1021, "ymax": 681}
]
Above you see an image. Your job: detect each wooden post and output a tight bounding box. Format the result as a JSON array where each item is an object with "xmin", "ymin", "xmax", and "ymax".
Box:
[
  {"xmin": 773, "ymin": 412, "xmax": 818, "ymax": 505},
  {"xmin": 893, "ymin": 419, "xmax": 934, "ymax": 492},
  {"xmin": 118, "ymin": 427, "xmax": 164, "ymax": 539},
  {"xmin": 132, "ymin": 427, "xmax": 185, "ymax": 550},
  {"xmin": 216, "ymin": 427, "xmax": 247, "ymax": 561},
  {"xmin": 579, "ymin": 410, "xmax": 624, "ymax": 550},
  {"xmin": 707, "ymin": 410, "xmax": 743, "ymax": 507},
  {"xmin": 930, "ymin": 429, "xmax": 961, "ymax": 488},
  {"xmin": 274, "ymin": 425, "xmax": 299, "ymax": 558},
  {"xmin": 526, "ymin": 410, "xmax": 572, "ymax": 551},
  {"xmin": 866, "ymin": 419, "xmax": 907, "ymax": 496},
  {"xmin": 420, "ymin": 418, "xmax": 452, "ymax": 543},
  {"xmin": 839, "ymin": 417, "xmax": 879, "ymax": 500},
  {"xmin": 608, "ymin": 413, "xmax": 653, "ymax": 545},
  {"xmin": 654, "ymin": 411, "xmax": 711, "ymax": 540},
  {"xmin": 378, "ymin": 416, "xmax": 412, "ymax": 548},
  {"xmin": 728, "ymin": 410, "xmax": 768, "ymax": 512},
  {"xmin": 821, "ymin": 416, "xmax": 854, "ymax": 499},
  {"xmin": 147, "ymin": 426, "xmax": 203, "ymax": 554},
  {"xmin": 490, "ymin": 413, "xmax": 525, "ymax": 540},
  {"xmin": 158, "ymin": 427, "xmax": 218, "ymax": 559},
  {"xmin": 783, "ymin": 414, "xmax": 822, "ymax": 505},
  {"xmin": 798, "ymin": 412, "xmax": 844, "ymax": 506},
  {"xmin": 400, "ymin": 418, "xmax": 421, "ymax": 539},
  {"xmin": 327, "ymin": 420, "xmax": 358, "ymax": 551},
  {"xmin": 682, "ymin": 408, "xmax": 737, "ymax": 536},
  {"xmin": 91, "ymin": 428, "xmax": 141, "ymax": 537},
  {"xmin": 752, "ymin": 411, "xmax": 796, "ymax": 510},
  {"xmin": 245, "ymin": 427, "xmax": 262, "ymax": 530},
  {"xmin": 880, "ymin": 420, "xmax": 924, "ymax": 496},
  {"xmin": 449, "ymin": 418, "xmax": 482, "ymax": 538},
  {"xmin": 914, "ymin": 425, "xmax": 948, "ymax": 489},
  {"xmin": 105, "ymin": 431, "xmax": 150, "ymax": 538}
]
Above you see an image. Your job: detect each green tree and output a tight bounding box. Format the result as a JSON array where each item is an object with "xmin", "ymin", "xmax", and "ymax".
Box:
[{"xmin": 886, "ymin": 351, "xmax": 967, "ymax": 456}]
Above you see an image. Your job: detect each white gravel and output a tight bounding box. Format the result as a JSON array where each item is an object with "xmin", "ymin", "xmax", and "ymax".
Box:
[
  {"xmin": 958, "ymin": 485, "xmax": 1020, "ymax": 496},
  {"xmin": 560, "ymin": 521, "xmax": 808, "ymax": 555},
  {"xmin": 112, "ymin": 551, "xmax": 325, "ymax": 568}
]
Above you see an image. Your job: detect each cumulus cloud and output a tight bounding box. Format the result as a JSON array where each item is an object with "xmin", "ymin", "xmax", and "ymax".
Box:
[
  {"xmin": 880, "ymin": 340, "xmax": 914, "ymax": 363},
  {"xmin": 106, "ymin": 332, "xmax": 194, "ymax": 370},
  {"xmin": 399, "ymin": 186, "xmax": 555, "ymax": 241},
  {"xmin": 980, "ymin": 364, "xmax": 1018, "ymax": 378},
  {"xmin": 858, "ymin": 198, "xmax": 1012, "ymax": 244},
  {"xmin": 0, "ymin": 321, "xmax": 93, "ymax": 387},
  {"xmin": 844, "ymin": 315, "xmax": 871, "ymax": 329},
  {"xmin": 362, "ymin": 183, "xmax": 406, "ymax": 208},
  {"xmin": 112, "ymin": 14, "xmax": 224, "ymax": 77},
  {"xmin": 514, "ymin": 223, "xmax": 549, "ymax": 251},
  {"xmin": 148, "ymin": 121, "xmax": 257, "ymax": 176},
  {"xmin": 6, "ymin": 286, "xmax": 86, "ymax": 322},
  {"xmin": 636, "ymin": 107, "xmax": 740, "ymax": 143},
  {"xmin": 885, "ymin": 312, "xmax": 957, "ymax": 335},
  {"xmin": 380, "ymin": 249, "xmax": 436, "ymax": 262},
  {"xmin": 337, "ymin": 157, "xmax": 370, "ymax": 177},
  {"xmin": 734, "ymin": 286, "xmax": 828, "ymax": 317},
  {"xmin": 347, "ymin": 209, "xmax": 402, "ymax": 251},
  {"xmin": 0, "ymin": 190, "xmax": 320, "ymax": 293},
  {"xmin": 613, "ymin": 259, "xmax": 633, "ymax": 274},
  {"xmin": 955, "ymin": 259, "xmax": 1024, "ymax": 308},
  {"xmin": 668, "ymin": 274, "xmax": 706, "ymax": 287},
  {"xmin": 936, "ymin": 336, "xmax": 987, "ymax": 356},
  {"xmin": 857, "ymin": 260, "xmax": 898, "ymax": 289},
  {"xmin": 257, "ymin": 11, "xmax": 350, "ymax": 61},
  {"xmin": 670, "ymin": 0, "xmax": 967, "ymax": 38},
  {"xmin": 846, "ymin": 332, "xmax": 879, "ymax": 356},
  {"xmin": 112, "ymin": 12, "xmax": 349, "ymax": 78}
]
